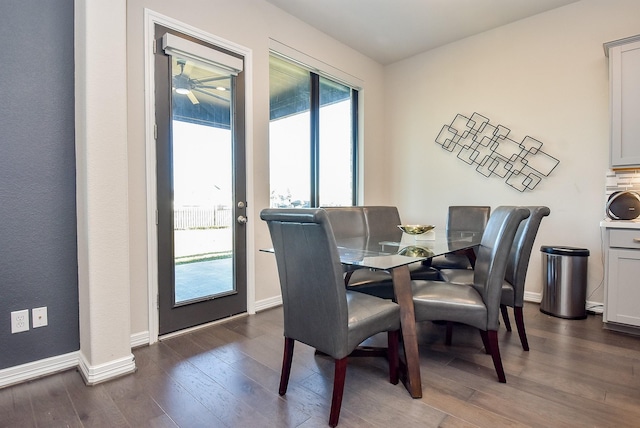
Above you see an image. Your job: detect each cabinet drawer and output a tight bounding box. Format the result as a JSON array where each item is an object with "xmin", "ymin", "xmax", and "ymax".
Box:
[{"xmin": 610, "ymin": 228, "xmax": 640, "ymax": 249}]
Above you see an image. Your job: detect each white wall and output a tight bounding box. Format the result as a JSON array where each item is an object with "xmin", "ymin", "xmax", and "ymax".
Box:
[
  {"xmin": 126, "ymin": 0, "xmax": 386, "ymax": 336},
  {"xmin": 384, "ymin": 0, "xmax": 640, "ymax": 303},
  {"xmin": 124, "ymin": 0, "xmax": 640, "ymax": 339}
]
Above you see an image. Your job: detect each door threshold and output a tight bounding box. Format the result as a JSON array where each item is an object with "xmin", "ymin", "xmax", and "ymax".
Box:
[{"xmin": 159, "ymin": 312, "xmax": 248, "ymax": 341}]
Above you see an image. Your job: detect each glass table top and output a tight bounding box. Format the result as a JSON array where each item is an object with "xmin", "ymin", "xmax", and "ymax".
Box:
[
  {"xmin": 335, "ymin": 230, "xmax": 482, "ymax": 270},
  {"xmin": 260, "ymin": 229, "xmax": 482, "ymax": 271}
]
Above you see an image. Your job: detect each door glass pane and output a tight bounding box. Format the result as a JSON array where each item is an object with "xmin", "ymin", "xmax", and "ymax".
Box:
[
  {"xmin": 268, "ymin": 55, "xmax": 311, "ymax": 208},
  {"xmin": 171, "ymin": 57, "xmax": 234, "ymax": 305},
  {"xmin": 319, "ymin": 77, "xmax": 353, "ymax": 206}
]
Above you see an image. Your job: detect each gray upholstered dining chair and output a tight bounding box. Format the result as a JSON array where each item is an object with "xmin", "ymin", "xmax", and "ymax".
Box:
[
  {"xmin": 429, "ymin": 205, "xmax": 491, "ymax": 270},
  {"xmin": 338, "ymin": 206, "xmax": 403, "ymax": 299},
  {"xmin": 260, "ymin": 208, "xmax": 401, "ymax": 427},
  {"xmin": 439, "ymin": 206, "xmax": 550, "ymax": 351},
  {"xmin": 411, "ymin": 206, "xmax": 530, "ymax": 383}
]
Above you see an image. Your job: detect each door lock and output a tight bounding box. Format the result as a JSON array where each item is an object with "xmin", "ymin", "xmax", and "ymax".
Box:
[
  {"xmin": 237, "ymin": 215, "xmax": 248, "ymax": 224},
  {"xmin": 237, "ymin": 201, "xmax": 246, "ymax": 209}
]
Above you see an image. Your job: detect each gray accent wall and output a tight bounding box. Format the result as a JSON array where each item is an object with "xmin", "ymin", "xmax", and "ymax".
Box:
[{"xmin": 0, "ymin": 0, "xmax": 79, "ymax": 369}]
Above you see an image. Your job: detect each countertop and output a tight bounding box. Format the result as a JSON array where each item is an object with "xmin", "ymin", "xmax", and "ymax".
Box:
[{"xmin": 600, "ymin": 218, "xmax": 640, "ymax": 229}]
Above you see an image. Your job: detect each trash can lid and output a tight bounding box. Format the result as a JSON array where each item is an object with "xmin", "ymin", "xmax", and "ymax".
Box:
[{"xmin": 540, "ymin": 245, "xmax": 590, "ymax": 256}]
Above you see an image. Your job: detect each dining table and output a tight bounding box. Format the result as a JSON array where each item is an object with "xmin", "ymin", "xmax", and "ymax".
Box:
[
  {"xmin": 262, "ymin": 228, "xmax": 482, "ymax": 399},
  {"xmin": 333, "ymin": 229, "xmax": 482, "ymax": 399}
]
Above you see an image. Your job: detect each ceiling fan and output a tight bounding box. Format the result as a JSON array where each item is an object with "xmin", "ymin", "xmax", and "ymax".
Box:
[{"xmin": 173, "ymin": 59, "xmax": 230, "ymax": 105}]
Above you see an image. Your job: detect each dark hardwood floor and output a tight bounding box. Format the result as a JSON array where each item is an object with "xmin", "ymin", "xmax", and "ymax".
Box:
[{"xmin": 2, "ymin": 302, "xmax": 640, "ymax": 427}]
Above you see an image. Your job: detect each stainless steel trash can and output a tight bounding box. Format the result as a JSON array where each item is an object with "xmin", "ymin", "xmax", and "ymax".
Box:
[{"xmin": 540, "ymin": 246, "xmax": 589, "ymax": 319}]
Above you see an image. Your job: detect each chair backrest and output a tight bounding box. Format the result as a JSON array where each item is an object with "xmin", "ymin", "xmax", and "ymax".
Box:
[
  {"xmin": 472, "ymin": 206, "xmax": 530, "ymax": 330},
  {"xmin": 260, "ymin": 208, "xmax": 350, "ymax": 357},
  {"xmin": 504, "ymin": 206, "xmax": 551, "ymax": 306},
  {"xmin": 447, "ymin": 206, "xmax": 491, "ymax": 233},
  {"xmin": 322, "ymin": 207, "xmax": 367, "ymax": 240},
  {"xmin": 363, "ymin": 206, "xmax": 403, "ymax": 241}
]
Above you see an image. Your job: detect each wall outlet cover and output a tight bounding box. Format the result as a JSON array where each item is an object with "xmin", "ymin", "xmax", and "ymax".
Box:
[{"xmin": 11, "ymin": 310, "xmax": 30, "ymax": 333}]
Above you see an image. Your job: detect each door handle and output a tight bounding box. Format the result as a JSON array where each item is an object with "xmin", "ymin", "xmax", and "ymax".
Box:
[{"xmin": 237, "ymin": 215, "xmax": 248, "ymax": 225}]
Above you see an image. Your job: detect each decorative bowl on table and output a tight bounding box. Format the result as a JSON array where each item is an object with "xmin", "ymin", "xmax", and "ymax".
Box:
[
  {"xmin": 397, "ymin": 224, "xmax": 435, "ymax": 235},
  {"xmin": 397, "ymin": 245, "xmax": 434, "ymax": 258}
]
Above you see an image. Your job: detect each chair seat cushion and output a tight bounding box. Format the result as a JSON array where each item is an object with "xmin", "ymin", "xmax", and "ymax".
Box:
[
  {"xmin": 346, "ymin": 265, "xmax": 442, "ymax": 300},
  {"xmin": 347, "ymin": 263, "xmax": 441, "ymax": 300},
  {"xmin": 439, "ymin": 269, "xmax": 516, "ymax": 308},
  {"xmin": 348, "ymin": 268, "xmax": 392, "ymax": 286},
  {"xmin": 438, "ymin": 268, "xmax": 474, "ymax": 284},
  {"xmin": 347, "ymin": 283, "xmax": 395, "ymax": 300},
  {"xmin": 430, "ymin": 254, "xmax": 472, "ymax": 270},
  {"xmin": 411, "ymin": 280, "xmax": 487, "ymax": 330},
  {"xmin": 346, "ymin": 269, "xmax": 395, "ymax": 299},
  {"xmin": 345, "ymin": 291, "xmax": 400, "ymax": 357},
  {"xmin": 348, "ymin": 265, "xmax": 441, "ymax": 286},
  {"xmin": 408, "ymin": 263, "xmax": 442, "ymax": 281}
]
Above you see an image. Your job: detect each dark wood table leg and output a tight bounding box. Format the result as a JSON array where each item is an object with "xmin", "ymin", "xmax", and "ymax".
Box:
[
  {"xmin": 390, "ymin": 265, "xmax": 422, "ymax": 398},
  {"xmin": 462, "ymin": 247, "xmax": 477, "ymax": 268}
]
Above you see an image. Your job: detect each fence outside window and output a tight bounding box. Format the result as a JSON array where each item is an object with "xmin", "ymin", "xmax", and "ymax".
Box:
[{"xmin": 174, "ymin": 206, "xmax": 232, "ymax": 230}]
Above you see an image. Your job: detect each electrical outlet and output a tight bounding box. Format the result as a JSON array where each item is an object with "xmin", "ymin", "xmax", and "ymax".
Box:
[
  {"xmin": 32, "ymin": 307, "xmax": 48, "ymax": 328},
  {"xmin": 11, "ymin": 310, "xmax": 29, "ymax": 333}
]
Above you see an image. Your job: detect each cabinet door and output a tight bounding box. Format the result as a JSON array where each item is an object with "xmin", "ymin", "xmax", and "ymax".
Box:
[
  {"xmin": 610, "ymin": 40, "xmax": 640, "ymax": 168},
  {"xmin": 607, "ymin": 248, "xmax": 640, "ymax": 326}
]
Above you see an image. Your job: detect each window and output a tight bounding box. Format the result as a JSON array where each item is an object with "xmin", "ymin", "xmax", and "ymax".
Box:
[{"xmin": 269, "ymin": 54, "xmax": 358, "ymax": 208}]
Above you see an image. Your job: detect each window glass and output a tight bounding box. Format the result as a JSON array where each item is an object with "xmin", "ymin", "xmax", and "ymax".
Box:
[
  {"xmin": 269, "ymin": 54, "xmax": 357, "ymax": 208},
  {"xmin": 319, "ymin": 76, "xmax": 352, "ymax": 206},
  {"xmin": 269, "ymin": 55, "xmax": 311, "ymax": 207}
]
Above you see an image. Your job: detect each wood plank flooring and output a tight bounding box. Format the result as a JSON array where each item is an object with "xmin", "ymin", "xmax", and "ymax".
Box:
[{"xmin": 2, "ymin": 302, "xmax": 640, "ymax": 427}]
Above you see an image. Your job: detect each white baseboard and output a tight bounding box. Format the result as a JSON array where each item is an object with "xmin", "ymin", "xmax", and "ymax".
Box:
[
  {"xmin": 0, "ymin": 351, "xmax": 137, "ymax": 389},
  {"xmin": 524, "ymin": 291, "xmax": 542, "ymax": 303},
  {"xmin": 586, "ymin": 301, "xmax": 604, "ymax": 314},
  {"xmin": 0, "ymin": 351, "xmax": 79, "ymax": 389},
  {"xmin": 77, "ymin": 352, "xmax": 136, "ymax": 386},
  {"xmin": 525, "ymin": 291, "xmax": 604, "ymax": 314},
  {"xmin": 131, "ymin": 331, "xmax": 150, "ymax": 348},
  {"xmin": 254, "ymin": 295, "xmax": 282, "ymax": 312}
]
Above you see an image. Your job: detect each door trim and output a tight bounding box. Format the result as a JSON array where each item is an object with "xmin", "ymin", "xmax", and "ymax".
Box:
[{"xmin": 144, "ymin": 9, "xmax": 255, "ymax": 345}]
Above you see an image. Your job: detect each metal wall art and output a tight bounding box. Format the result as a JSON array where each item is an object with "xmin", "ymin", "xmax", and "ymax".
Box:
[{"xmin": 435, "ymin": 112, "xmax": 559, "ymax": 192}]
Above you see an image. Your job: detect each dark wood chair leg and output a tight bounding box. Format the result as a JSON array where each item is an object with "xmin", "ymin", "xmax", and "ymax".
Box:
[
  {"xmin": 387, "ymin": 330, "xmax": 399, "ymax": 385},
  {"xmin": 329, "ymin": 357, "xmax": 348, "ymax": 427},
  {"xmin": 479, "ymin": 329, "xmax": 491, "ymax": 354},
  {"xmin": 480, "ymin": 330, "xmax": 506, "ymax": 383},
  {"xmin": 445, "ymin": 322, "xmax": 453, "ymax": 345},
  {"xmin": 500, "ymin": 304, "xmax": 512, "ymax": 332},
  {"xmin": 514, "ymin": 306, "xmax": 529, "ymax": 351},
  {"xmin": 279, "ymin": 338, "xmax": 295, "ymax": 395}
]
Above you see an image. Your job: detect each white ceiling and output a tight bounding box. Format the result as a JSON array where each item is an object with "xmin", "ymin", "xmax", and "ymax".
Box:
[{"xmin": 265, "ymin": 0, "xmax": 580, "ymax": 64}]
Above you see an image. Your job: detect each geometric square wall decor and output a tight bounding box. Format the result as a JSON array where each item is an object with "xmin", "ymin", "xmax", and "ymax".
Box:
[{"xmin": 435, "ymin": 112, "xmax": 559, "ymax": 192}]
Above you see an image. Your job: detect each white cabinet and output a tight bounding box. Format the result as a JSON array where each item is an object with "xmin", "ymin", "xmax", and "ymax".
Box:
[
  {"xmin": 601, "ymin": 222, "xmax": 640, "ymax": 333},
  {"xmin": 605, "ymin": 35, "xmax": 640, "ymax": 168}
]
